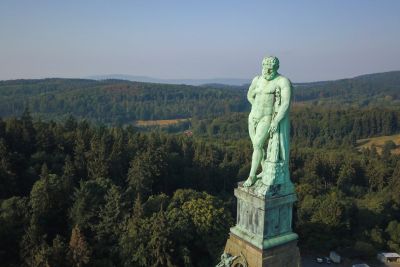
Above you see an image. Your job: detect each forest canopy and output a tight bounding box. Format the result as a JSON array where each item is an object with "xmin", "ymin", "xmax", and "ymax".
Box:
[{"xmin": 1, "ymin": 72, "xmax": 400, "ymax": 266}]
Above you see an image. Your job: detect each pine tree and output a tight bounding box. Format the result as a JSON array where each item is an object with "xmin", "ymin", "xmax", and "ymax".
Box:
[
  {"xmin": 69, "ymin": 226, "xmax": 91, "ymax": 267},
  {"xmin": 86, "ymin": 134, "xmax": 109, "ymax": 180},
  {"xmin": 62, "ymin": 155, "xmax": 76, "ymax": 191},
  {"xmin": 92, "ymin": 185, "xmax": 123, "ymax": 264},
  {"xmin": 126, "ymin": 148, "xmax": 167, "ymax": 199},
  {"xmin": 20, "ymin": 107, "xmax": 36, "ymax": 155},
  {"xmin": 73, "ymin": 131, "xmax": 88, "ymax": 180},
  {"xmin": 119, "ymin": 195, "xmax": 150, "ymax": 267},
  {"xmin": 108, "ymin": 129, "xmax": 127, "ymax": 185},
  {"xmin": 48, "ymin": 235, "xmax": 68, "ymax": 267},
  {"xmin": 148, "ymin": 208, "xmax": 175, "ymax": 267},
  {"xmin": 0, "ymin": 139, "xmax": 17, "ymax": 198},
  {"xmin": 337, "ymin": 161, "xmax": 356, "ymax": 192}
]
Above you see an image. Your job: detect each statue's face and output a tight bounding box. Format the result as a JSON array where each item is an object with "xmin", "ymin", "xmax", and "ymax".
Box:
[{"xmin": 262, "ymin": 63, "xmax": 277, "ymax": 80}]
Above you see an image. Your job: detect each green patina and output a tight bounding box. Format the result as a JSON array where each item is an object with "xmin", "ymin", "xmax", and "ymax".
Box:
[
  {"xmin": 243, "ymin": 56, "xmax": 294, "ymax": 197},
  {"xmin": 217, "ymin": 57, "xmax": 299, "ymax": 267}
]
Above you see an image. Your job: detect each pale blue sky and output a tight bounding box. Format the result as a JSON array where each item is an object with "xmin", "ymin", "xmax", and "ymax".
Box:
[{"xmin": 0, "ymin": 0, "xmax": 399, "ymax": 82}]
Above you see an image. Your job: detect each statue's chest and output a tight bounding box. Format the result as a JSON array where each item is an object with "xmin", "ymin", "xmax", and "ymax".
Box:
[{"xmin": 255, "ymin": 79, "xmax": 278, "ymax": 95}]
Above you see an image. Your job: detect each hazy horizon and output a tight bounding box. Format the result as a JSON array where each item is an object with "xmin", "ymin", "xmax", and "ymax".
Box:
[
  {"xmin": 1, "ymin": 0, "xmax": 399, "ymax": 82},
  {"xmin": 2, "ymin": 70, "xmax": 399, "ymax": 86}
]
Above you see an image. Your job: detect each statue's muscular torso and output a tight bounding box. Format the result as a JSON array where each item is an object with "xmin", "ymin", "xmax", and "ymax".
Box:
[{"xmin": 248, "ymin": 76, "xmax": 277, "ymax": 121}]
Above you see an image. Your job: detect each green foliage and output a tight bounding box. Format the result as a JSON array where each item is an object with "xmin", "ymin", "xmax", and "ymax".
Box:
[
  {"xmin": 0, "ymin": 79, "xmax": 248, "ymax": 123},
  {"xmin": 386, "ymin": 221, "xmax": 400, "ymax": 252},
  {"xmin": 127, "ymin": 147, "xmax": 168, "ymax": 198},
  {"xmin": 69, "ymin": 178, "xmax": 112, "ymax": 232},
  {"xmin": 0, "ymin": 110, "xmax": 399, "ymax": 266},
  {"xmin": 311, "ymin": 191, "xmax": 344, "ymax": 228},
  {"xmin": 119, "ymin": 190, "xmax": 232, "ymax": 267},
  {"xmin": 181, "ymin": 194, "xmax": 233, "ymax": 261},
  {"xmin": 91, "ymin": 185, "xmax": 124, "ymax": 266},
  {"xmin": 69, "ymin": 226, "xmax": 91, "ymax": 267},
  {"xmin": 30, "ymin": 164, "xmax": 71, "ymax": 238},
  {"xmin": 0, "ymin": 196, "xmax": 29, "ymax": 265}
]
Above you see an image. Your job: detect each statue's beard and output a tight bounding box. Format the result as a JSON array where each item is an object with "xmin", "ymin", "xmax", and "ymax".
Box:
[{"xmin": 263, "ymin": 71, "xmax": 277, "ymax": 80}]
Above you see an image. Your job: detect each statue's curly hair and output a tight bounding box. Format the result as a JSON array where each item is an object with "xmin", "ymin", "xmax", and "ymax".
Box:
[{"xmin": 262, "ymin": 56, "xmax": 279, "ymax": 70}]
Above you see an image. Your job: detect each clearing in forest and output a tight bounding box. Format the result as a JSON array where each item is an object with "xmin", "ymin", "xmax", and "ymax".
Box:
[
  {"xmin": 134, "ymin": 118, "xmax": 190, "ymax": 127},
  {"xmin": 357, "ymin": 133, "xmax": 400, "ymax": 155}
]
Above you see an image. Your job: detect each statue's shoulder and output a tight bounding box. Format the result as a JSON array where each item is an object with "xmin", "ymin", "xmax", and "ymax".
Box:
[
  {"xmin": 251, "ymin": 75, "xmax": 260, "ymax": 83},
  {"xmin": 249, "ymin": 76, "xmax": 260, "ymax": 89},
  {"xmin": 276, "ymin": 75, "xmax": 292, "ymax": 87}
]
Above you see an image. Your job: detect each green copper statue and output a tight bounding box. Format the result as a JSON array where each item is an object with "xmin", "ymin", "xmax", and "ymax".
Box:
[
  {"xmin": 217, "ymin": 57, "xmax": 300, "ymax": 266},
  {"xmin": 243, "ymin": 56, "xmax": 294, "ymax": 196}
]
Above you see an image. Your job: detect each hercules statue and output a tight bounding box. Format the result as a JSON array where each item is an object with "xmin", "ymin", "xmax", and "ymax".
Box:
[{"xmin": 243, "ymin": 56, "xmax": 292, "ymax": 189}]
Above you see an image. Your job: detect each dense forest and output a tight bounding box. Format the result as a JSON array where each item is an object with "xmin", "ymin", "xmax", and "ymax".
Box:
[
  {"xmin": 0, "ymin": 108, "xmax": 400, "ymax": 266},
  {"xmin": 0, "ymin": 79, "xmax": 247, "ymax": 123},
  {"xmin": 189, "ymin": 107, "xmax": 400, "ymax": 144},
  {"xmin": 293, "ymin": 71, "xmax": 400, "ymax": 107},
  {"xmin": 1, "ymin": 72, "xmax": 400, "ymax": 266},
  {"xmin": 0, "ymin": 71, "xmax": 399, "ymax": 124}
]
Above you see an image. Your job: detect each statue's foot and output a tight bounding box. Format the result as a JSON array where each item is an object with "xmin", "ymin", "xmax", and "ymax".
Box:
[{"xmin": 243, "ymin": 175, "xmax": 257, "ymax": 187}]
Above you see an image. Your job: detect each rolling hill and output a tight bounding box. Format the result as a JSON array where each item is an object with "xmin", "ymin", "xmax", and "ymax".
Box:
[{"xmin": 0, "ymin": 71, "xmax": 399, "ymax": 124}]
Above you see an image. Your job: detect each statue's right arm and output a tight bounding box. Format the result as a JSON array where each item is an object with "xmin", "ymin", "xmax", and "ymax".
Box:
[{"xmin": 247, "ymin": 76, "xmax": 258, "ymax": 105}]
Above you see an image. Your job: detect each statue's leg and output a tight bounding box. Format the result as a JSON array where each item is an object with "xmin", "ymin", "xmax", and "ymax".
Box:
[
  {"xmin": 244, "ymin": 116, "xmax": 271, "ymax": 187},
  {"xmin": 248, "ymin": 115, "xmax": 256, "ymax": 144}
]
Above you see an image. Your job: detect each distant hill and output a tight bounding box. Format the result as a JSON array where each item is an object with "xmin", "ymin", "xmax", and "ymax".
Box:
[
  {"xmin": 0, "ymin": 78, "xmax": 248, "ymax": 124},
  {"xmin": 204, "ymin": 71, "xmax": 400, "ymax": 108},
  {"xmin": 0, "ymin": 71, "xmax": 399, "ymax": 124},
  {"xmin": 87, "ymin": 74, "xmax": 250, "ymax": 86},
  {"xmin": 292, "ymin": 71, "xmax": 400, "ymax": 107}
]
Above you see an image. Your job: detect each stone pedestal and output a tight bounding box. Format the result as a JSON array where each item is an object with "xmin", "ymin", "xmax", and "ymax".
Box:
[
  {"xmin": 224, "ymin": 233, "xmax": 301, "ymax": 267},
  {"xmin": 221, "ymin": 183, "xmax": 301, "ymax": 267}
]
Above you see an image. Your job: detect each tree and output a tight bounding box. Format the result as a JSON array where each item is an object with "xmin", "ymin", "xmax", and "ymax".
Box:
[
  {"xmin": 390, "ymin": 161, "xmax": 400, "ymax": 205},
  {"xmin": 20, "ymin": 225, "xmax": 50, "ymax": 267},
  {"xmin": 148, "ymin": 209, "xmax": 175, "ymax": 267},
  {"xmin": 0, "ymin": 196, "xmax": 29, "ymax": 266},
  {"xmin": 126, "ymin": 147, "xmax": 167, "ymax": 199},
  {"xmin": 73, "ymin": 131, "xmax": 88, "ymax": 180},
  {"xmin": 92, "ymin": 185, "xmax": 123, "ymax": 266},
  {"xmin": 181, "ymin": 193, "xmax": 233, "ymax": 262},
  {"xmin": 119, "ymin": 196, "xmax": 150, "ymax": 267},
  {"xmin": 382, "ymin": 140, "xmax": 396, "ymax": 159},
  {"xmin": 86, "ymin": 134, "xmax": 109, "ymax": 180},
  {"xmin": 311, "ymin": 191, "xmax": 344, "ymax": 228},
  {"xmin": 108, "ymin": 128, "xmax": 128, "ymax": 185},
  {"xmin": 20, "ymin": 108, "xmax": 36, "ymax": 155},
  {"xmin": 337, "ymin": 161, "xmax": 356, "ymax": 193},
  {"xmin": 69, "ymin": 179, "xmax": 111, "ymax": 232},
  {"xmin": 386, "ymin": 221, "xmax": 400, "ymax": 252},
  {"xmin": 0, "ymin": 139, "xmax": 17, "ymax": 198},
  {"xmin": 29, "ymin": 164, "xmax": 70, "ymax": 239},
  {"xmin": 69, "ymin": 226, "xmax": 91, "ymax": 267},
  {"xmin": 35, "ymin": 121, "xmax": 56, "ymax": 153},
  {"xmin": 48, "ymin": 235, "xmax": 69, "ymax": 267},
  {"xmin": 62, "ymin": 155, "xmax": 76, "ymax": 191},
  {"xmin": 366, "ymin": 161, "xmax": 389, "ymax": 192}
]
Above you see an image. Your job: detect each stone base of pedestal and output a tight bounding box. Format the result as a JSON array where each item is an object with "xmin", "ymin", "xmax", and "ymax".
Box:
[{"xmin": 224, "ymin": 232, "xmax": 301, "ymax": 267}]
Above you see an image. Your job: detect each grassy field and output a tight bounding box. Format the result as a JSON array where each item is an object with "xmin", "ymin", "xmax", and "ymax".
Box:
[
  {"xmin": 357, "ymin": 133, "xmax": 400, "ymax": 155},
  {"xmin": 134, "ymin": 118, "xmax": 190, "ymax": 127}
]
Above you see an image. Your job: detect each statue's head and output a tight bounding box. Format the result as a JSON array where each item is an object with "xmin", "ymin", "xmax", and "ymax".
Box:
[{"xmin": 262, "ymin": 56, "xmax": 279, "ymax": 80}]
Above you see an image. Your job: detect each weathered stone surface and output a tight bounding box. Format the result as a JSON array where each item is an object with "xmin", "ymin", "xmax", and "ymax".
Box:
[
  {"xmin": 231, "ymin": 183, "xmax": 297, "ymax": 250},
  {"xmin": 224, "ymin": 233, "xmax": 301, "ymax": 267}
]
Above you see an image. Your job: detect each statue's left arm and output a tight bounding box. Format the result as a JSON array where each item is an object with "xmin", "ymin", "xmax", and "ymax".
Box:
[{"xmin": 270, "ymin": 77, "xmax": 292, "ymax": 132}]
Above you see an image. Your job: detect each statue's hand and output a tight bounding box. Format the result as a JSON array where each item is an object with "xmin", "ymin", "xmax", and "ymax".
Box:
[{"xmin": 269, "ymin": 121, "xmax": 278, "ymax": 134}]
